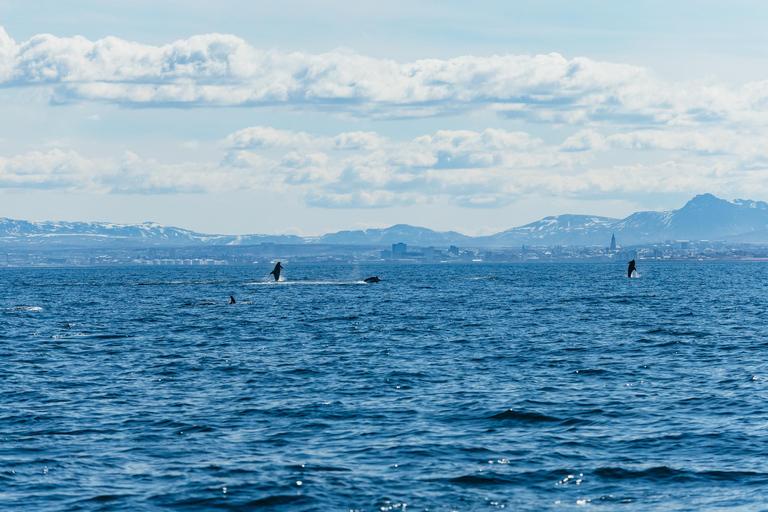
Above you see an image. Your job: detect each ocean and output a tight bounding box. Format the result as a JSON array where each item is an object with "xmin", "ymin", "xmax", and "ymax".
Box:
[{"xmin": 2, "ymin": 262, "xmax": 768, "ymax": 510}]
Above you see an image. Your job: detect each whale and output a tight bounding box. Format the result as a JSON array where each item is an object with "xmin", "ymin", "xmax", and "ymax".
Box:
[
  {"xmin": 270, "ymin": 262, "xmax": 283, "ymax": 281},
  {"xmin": 230, "ymin": 296, "xmax": 236, "ymax": 304},
  {"xmin": 364, "ymin": 276, "xmax": 382, "ymax": 283},
  {"xmin": 627, "ymin": 259, "xmax": 636, "ymax": 278}
]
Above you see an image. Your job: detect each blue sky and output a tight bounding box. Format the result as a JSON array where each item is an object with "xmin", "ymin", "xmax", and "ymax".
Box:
[{"xmin": 2, "ymin": 1, "xmax": 768, "ymax": 235}]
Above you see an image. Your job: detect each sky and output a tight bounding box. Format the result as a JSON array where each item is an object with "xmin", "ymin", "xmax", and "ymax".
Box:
[{"xmin": 3, "ymin": 1, "xmax": 768, "ymax": 236}]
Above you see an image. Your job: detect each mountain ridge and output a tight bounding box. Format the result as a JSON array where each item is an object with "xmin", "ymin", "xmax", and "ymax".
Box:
[{"xmin": 3, "ymin": 194, "xmax": 768, "ymax": 248}]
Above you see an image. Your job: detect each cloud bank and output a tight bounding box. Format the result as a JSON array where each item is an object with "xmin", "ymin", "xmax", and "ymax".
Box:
[
  {"xmin": 4, "ymin": 28, "xmax": 768, "ymax": 208},
  {"xmin": 4, "ymin": 126, "xmax": 768, "ymax": 206},
  {"xmin": 2, "ymin": 27, "xmax": 768, "ymax": 124}
]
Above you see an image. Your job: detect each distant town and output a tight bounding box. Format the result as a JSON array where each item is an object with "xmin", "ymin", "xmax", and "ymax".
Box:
[
  {"xmin": 3, "ymin": 237, "xmax": 768, "ymax": 267},
  {"xmin": 5, "ymin": 194, "xmax": 768, "ymax": 266}
]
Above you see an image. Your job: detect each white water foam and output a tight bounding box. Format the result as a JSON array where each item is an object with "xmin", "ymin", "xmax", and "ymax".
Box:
[{"xmin": 247, "ymin": 280, "xmax": 367, "ymax": 286}]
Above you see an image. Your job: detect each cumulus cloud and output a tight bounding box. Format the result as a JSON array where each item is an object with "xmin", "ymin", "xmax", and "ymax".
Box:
[
  {"xmin": 561, "ymin": 129, "xmax": 608, "ymax": 152},
  {"xmin": 4, "ymin": 26, "xmax": 768, "ymax": 124},
  {"xmin": 224, "ymin": 126, "xmax": 314, "ymax": 149},
  {"xmin": 606, "ymin": 129, "xmax": 737, "ymax": 154},
  {"xmin": 0, "ymin": 149, "xmax": 224, "ymax": 193},
  {"xmin": 0, "ymin": 149, "xmax": 101, "ymax": 190},
  {"xmin": 0, "ymin": 27, "xmax": 16, "ymax": 82},
  {"xmin": 222, "ymin": 126, "xmax": 386, "ymax": 152},
  {"xmin": 5, "ymin": 125, "xmax": 768, "ymax": 206}
]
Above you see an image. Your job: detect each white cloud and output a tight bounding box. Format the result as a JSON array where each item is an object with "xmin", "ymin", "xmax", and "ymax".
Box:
[
  {"xmin": 224, "ymin": 126, "xmax": 315, "ymax": 149},
  {"xmin": 0, "ymin": 149, "xmax": 103, "ymax": 190},
  {"xmin": 222, "ymin": 126, "xmax": 386, "ymax": 152},
  {"xmin": 332, "ymin": 131, "xmax": 382, "ymax": 150},
  {"xmin": 561, "ymin": 129, "xmax": 607, "ymax": 152},
  {"xmin": 5, "ymin": 125, "xmax": 768, "ymax": 206},
  {"xmin": 0, "ymin": 26, "xmax": 16, "ymax": 82},
  {"xmin": 5, "ymin": 26, "xmax": 768, "ymax": 125}
]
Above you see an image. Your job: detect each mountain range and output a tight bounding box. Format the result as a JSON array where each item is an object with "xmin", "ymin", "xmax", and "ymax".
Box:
[{"xmin": 3, "ymin": 194, "xmax": 768, "ymax": 249}]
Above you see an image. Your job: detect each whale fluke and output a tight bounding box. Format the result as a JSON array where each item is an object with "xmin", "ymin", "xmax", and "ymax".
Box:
[
  {"xmin": 269, "ymin": 262, "xmax": 283, "ymax": 281},
  {"xmin": 364, "ymin": 276, "xmax": 382, "ymax": 283},
  {"xmin": 230, "ymin": 296, "xmax": 236, "ymax": 304},
  {"xmin": 627, "ymin": 259, "xmax": 636, "ymax": 278}
]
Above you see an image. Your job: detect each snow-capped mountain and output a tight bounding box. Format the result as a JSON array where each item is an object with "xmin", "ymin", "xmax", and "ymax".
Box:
[
  {"xmin": 612, "ymin": 194, "xmax": 768, "ymax": 244},
  {"xmin": 486, "ymin": 215, "xmax": 619, "ymax": 246},
  {"xmin": 0, "ymin": 219, "xmax": 304, "ymax": 247},
  {"xmin": 0, "ymin": 219, "xmax": 200, "ymax": 244},
  {"xmin": 4, "ymin": 194, "xmax": 768, "ymax": 248}
]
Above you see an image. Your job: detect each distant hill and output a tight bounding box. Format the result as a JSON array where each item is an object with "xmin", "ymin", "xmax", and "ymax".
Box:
[
  {"xmin": 317, "ymin": 224, "xmax": 473, "ymax": 245},
  {"xmin": 3, "ymin": 194, "xmax": 768, "ymax": 248}
]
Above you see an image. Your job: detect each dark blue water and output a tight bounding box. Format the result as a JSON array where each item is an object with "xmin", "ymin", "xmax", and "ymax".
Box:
[{"xmin": 3, "ymin": 263, "xmax": 768, "ymax": 511}]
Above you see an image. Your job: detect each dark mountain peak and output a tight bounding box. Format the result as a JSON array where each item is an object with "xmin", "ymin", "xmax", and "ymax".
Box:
[
  {"xmin": 682, "ymin": 193, "xmax": 730, "ymax": 210},
  {"xmin": 660, "ymin": 193, "xmax": 768, "ymax": 240},
  {"xmin": 316, "ymin": 223, "xmax": 471, "ymax": 245},
  {"xmin": 380, "ymin": 224, "xmax": 471, "ymax": 239},
  {"xmin": 383, "ymin": 224, "xmax": 428, "ymax": 233},
  {"xmin": 689, "ymin": 193, "xmax": 719, "ymax": 202}
]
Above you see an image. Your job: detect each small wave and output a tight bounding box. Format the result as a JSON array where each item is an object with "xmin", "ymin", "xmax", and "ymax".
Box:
[
  {"xmin": 288, "ymin": 464, "xmax": 351, "ymax": 472},
  {"xmin": 81, "ymin": 494, "xmax": 131, "ymax": 503},
  {"xmin": 646, "ymin": 327, "xmax": 711, "ymax": 338},
  {"xmin": 179, "ymin": 425, "xmax": 215, "ymax": 434},
  {"xmin": 244, "ymin": 495, "xmax": 309, "ymax": 507},
  {"xmin": 449, "ymin": 474, "xmax": 514, "ymax": 485},
  {"xmin": 2, "ymin": 306, "xmax": 42, "ymax": 311},
  {"xmin": 593, "ymin": 466, "xmax": 768, "ymax": 483},
  {"xmin": 310, "ymin": 315, "xmax": 360, "ymax": 323},
  {"xmin": 51, "ymin": 333, "xmax": 132, "ymax": 340},
  {"xmin": 489, "ymin": 408, "xmax": 561, "ymax": 423}
]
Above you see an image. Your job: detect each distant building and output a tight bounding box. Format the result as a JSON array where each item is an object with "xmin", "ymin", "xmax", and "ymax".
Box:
[
  {"xmin": 423, "ymin": 246, "xmax": 443, "ymax": 261},
  {"xmin": 610, "ymin": 234, "xmax": 617, "ymax": 252},
  {"xmin": 392, "ymin": 243, "xmax": 407, "ymax": 259},
  {"xmin": 449, "ymin": 245, "xmax": 459, "ymax": 256}
]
